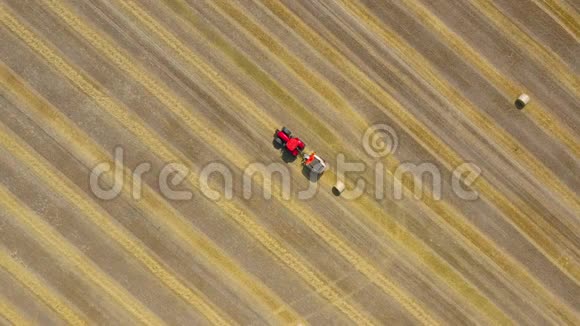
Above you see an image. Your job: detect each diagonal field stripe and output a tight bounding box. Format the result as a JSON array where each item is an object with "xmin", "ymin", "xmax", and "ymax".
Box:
[
  {"xmin": 193, "ymin": 0, "xmax": 526, "ymax": 323},
  {"xmin": 468, "ymin": 0, "xmax": 579, "ymax": 96},
  {"xmin": 0, "ymin": 245, "xmax": 86, "ymax": 325},
  {"xmin": 195, "ymin": 0, "xmax": 577, "ymax": 322},
  {"xmin": 200, "ymin": 0, "xmax": 578, "ymax": 323},
  {"xmin": 127, "ymin": 0, "xmax": 515, "ymax": 324},
  {"xmin": 0, "ymin": 60, "xmax": 301, "ymax": 325},
  {"xmin": 400, "ymin": 0, "xmax": 580, "ymax": 160},
  {"xmin": 0, "ymin": 3, "xmax": 374, "ymax": 325},
  {"xmin": 336, "ymin": 0, "xmax": 580, "ymax": 220},
  {"xmin": 0, "ymin": 294, "xmax": 33, "ymax": 326},
  {"xmin": 0, "ymin": 183, "xmax": 165, "ymax": 326},
  {"xmin": 258, "ymin": 0, "xmax": 580, "ymax": 285},
  {"xmin": 59, "ymin": 0, "xmax": 439, "ymax": 323},
  {"xmin": 0, "ymin": 11, "xmax": 232, "ymax": 323},
  {"xmin": 531, "ymin": 0, "xmax": 580, "ymax": 40},
  {"xmin": 0, "ymin": 118, "xmax": 231, "ymax": 325}
]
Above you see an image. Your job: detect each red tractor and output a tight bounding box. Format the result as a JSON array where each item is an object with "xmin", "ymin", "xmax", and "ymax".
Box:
[{"xmin": 274, "ymin": 127, "xmax": 305, "ymax": 157}]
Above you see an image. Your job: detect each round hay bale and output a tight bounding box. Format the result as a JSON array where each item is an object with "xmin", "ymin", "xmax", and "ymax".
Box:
[
  {"xmin": 332, "ymin": 181, "xmax": 345, "ymax": 196},
  {"xmin": 515, "ymin": 94, "xmax": 530, "ymax": 109}
]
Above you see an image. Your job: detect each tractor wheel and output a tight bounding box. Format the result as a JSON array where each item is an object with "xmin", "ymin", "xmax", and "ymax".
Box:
[
  {"xmin": 282, "ymin": 127, "xmax": 292, "ymax": 137},
  {"xmin": 274, "ymin": 137, "xmax": 283, "ymax": 147}
]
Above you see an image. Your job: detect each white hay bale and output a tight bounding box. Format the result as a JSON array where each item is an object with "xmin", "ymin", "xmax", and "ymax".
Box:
[
  {"xmin": 516, "ymin": 93, "xmax": 530, "ymax": 109},
  {"xmin": 333, "ymin": 181, "xmax": 345, "ymax": 195}
]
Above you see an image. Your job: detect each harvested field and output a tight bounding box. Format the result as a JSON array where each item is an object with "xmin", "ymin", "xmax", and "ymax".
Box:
[{"xmin": 0, "ymin": 0, "xmax": 578, "ymax": 324}]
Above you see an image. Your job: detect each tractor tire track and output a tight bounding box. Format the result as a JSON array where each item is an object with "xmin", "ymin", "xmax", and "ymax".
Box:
[
  {"xmin": 0, "ymin": 183, "xmax": 165, "ymax": 326},
  {"xmin": 0, "ymin": 245, "xmax": 87, "ymax": 325},
  {"xmin": 1, "ymin": 3, "xmax": 375, "ymax": 323},
  {"xmin": 256, "ymin": 0, "xmax": 580, "ymax": 283},
  {"xmin": 0, "ymin": 60, "xmax": 300, "ymax": 325}
]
